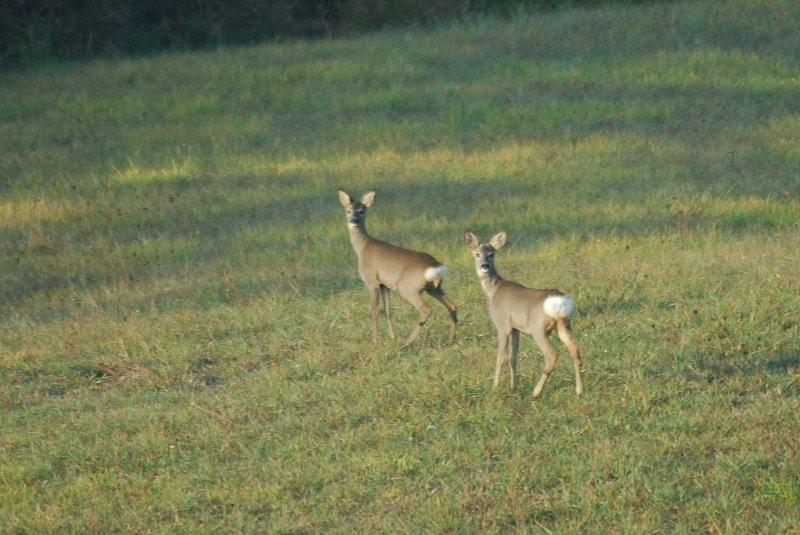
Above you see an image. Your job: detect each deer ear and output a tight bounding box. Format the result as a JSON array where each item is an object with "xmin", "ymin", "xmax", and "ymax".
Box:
[
  {"xmin": 465, "ymin": 231, "xmax": 479, "ymax": 250},
  {"xmin": 489, "ymin": 231, "xmax": 507, "ymax": 250},
  {"xmin": 360, "ymin": 191, "xmax": 376, "ymax": 207},
  {"xmin": 338, "ymin": 190, "xmax": 352, "ymax": 208}
]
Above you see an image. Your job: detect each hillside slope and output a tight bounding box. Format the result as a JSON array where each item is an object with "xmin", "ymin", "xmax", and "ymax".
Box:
[{"xmin": 1, "ymin": 0, "xmax": 799, "ymax": 531}]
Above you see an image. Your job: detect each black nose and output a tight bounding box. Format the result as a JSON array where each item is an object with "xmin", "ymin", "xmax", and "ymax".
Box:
[{"xmin": 480, "ymin": 263, "xmax": 489, "ymax": 270}]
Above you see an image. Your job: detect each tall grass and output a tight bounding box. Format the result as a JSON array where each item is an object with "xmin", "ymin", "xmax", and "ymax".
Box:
[{"xmin": 1, "ymin": 0, "xmax": 799, "ymax": 531}]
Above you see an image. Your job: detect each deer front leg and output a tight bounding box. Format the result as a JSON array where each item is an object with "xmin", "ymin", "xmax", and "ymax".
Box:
[
  {"xmin": 508, "ymin": 329, "xmax": 520, "ymax": 390},
  {"xmin": 368, "ymin": 285, "xmax": 380, "ymax": 343},
  {"xmin": 494, "ymin": 329, "xmax": 510, "ymax": 389},
  {"xmin": 380, "ymin": 286, "xmax": 396, "ymax": 340}
]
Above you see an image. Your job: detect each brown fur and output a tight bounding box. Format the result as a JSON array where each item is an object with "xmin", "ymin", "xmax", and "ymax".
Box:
[
  {"xmin": 338, "ymin": 190, "xmax": 457, "ymax": 346},
  {"xmin": 466, "ymin": 231, "xmax": 583, "ymax": 398}
]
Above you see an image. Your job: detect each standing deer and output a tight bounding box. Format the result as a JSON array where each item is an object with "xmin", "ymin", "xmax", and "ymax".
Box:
[
  {"xmin": 338, "ymin": 190, "xmax": 457, "ymax": 346},
  {"xmin": 465, "ymin": 231, "xmax": 583, "ymax": 398}
]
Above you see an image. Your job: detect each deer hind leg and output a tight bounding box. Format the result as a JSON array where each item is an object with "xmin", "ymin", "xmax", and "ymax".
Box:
[
  {"xmin": 368, "ymin": 285, "xmax": 380, "ymax": 343},
  {"xmin": 531, "ymin": 329, "xmax": 559, "ymax": 399},
  {"xmin": 509, "ymin": 329, "xmax": 520, "ymax": 390},
  {"xmin": 493, "ymin": 329, "xmax": 510, "ymax": 388},
  {"xmin": 399, "ymin": 288, "xmax": 432, "ymax": 347},
  {"xmin": 379, "ymin": 285, "xmax": 396, "ymax": 340},
  {"xmin": 557, "ymin": 319, "xmax": 583, "ymax": 396},
  {"xmin": 426, "ymin": 287, "xmax": 458, "ymax": 343}
]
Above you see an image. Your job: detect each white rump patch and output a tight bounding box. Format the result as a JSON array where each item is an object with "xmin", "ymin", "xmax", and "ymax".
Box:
[
  {"xmin": 424, "ymin": 265, "xmax": 449, "ymax": 282},
  {"xmin": 543, "ymin": 295, "xmax": 574, "ymax": 319}
]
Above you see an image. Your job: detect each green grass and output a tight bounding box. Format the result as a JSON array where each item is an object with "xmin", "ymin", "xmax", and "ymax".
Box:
[{"xmin": 2, "ymin": 0, "xmax": 800, "ymax": 531}]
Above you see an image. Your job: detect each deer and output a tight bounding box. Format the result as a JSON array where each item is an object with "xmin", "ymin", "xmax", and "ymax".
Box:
[
  {"xmin": 338, "ymin": 190, "xmax": 457, "ymax": 347},
  {"xmin": 465, "ymin": 231, "xmax": 583, "ymax": 399}
]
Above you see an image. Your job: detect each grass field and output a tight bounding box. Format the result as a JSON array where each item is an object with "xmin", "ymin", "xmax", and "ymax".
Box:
[{"xmin": 2, "ymin": 0, "xmax": 800, "ymax": 531}]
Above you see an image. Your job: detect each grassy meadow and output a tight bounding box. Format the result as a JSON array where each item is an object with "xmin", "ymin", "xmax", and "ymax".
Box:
[{"xmin": 2, "ymin": 0, "xmax": 800, "ymax": 531}]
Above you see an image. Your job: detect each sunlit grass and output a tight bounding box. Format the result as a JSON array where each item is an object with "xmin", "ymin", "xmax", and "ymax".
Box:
[{"xmin": 1, "ymin": 0, "xmax": 799, "ymax": 531}]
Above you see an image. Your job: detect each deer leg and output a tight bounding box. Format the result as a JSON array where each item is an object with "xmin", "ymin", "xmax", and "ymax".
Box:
[
  {"xmin": 494, "ymin": 329, "xmax": 510, "ymax": 389},
  {"xmin": 368, "ymin": 285, "xmax": 380, "ymax": 343},
  {"xmin": 380, "ymin": 285, "xmax": 396, "ymax": 340},
  {"xmin": 400, "ymin": 289, "xmax": 432, "ymax": 347},
  {"xmin": 557, "ymin": 319, "xmax": 583, "ymax": 396},
  {"xmin": 427, "ymin": 288, "xmax": 458, "ymax": 343},
  {"xmin": 509, "ymin": 329, "xmax": 520, "ymax": 390},
  {"xmin": 531, "ymin": 329, "xmax": 559, "ymax": 399}
]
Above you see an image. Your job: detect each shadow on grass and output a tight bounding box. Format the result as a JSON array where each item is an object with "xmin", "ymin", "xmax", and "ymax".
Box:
[
  {"xmin": 3, "ymin": 166, "xmax": 795, "ymax": 315},
  {"xmin": 5, "ymin": 34, "xmax": 800, "ymax": 312},
  {"xmin": 691, "ymin": 354, "xmax": 800, "ymax": 384},
  {"xmin": 4, "ymin": 42, "xmax": 800, "ymax": 196}
]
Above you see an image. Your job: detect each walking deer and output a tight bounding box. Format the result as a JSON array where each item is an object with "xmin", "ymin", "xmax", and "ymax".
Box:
[
  {"xmin": 338, "ymin": 190, "xmax": 457, "ymax": 346},
  {"xmin": 465, "ymin": 231, "xmax": 583, "ymax": 398}
]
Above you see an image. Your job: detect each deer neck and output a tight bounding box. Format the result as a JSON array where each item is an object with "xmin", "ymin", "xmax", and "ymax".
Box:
[
  {"xmin": 348, "ymin": 223, "xmax": 371, "ymax": 255},
  {"xmin": 479, "ymin": 269, "xmax": 502, "ymax": 300}
]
